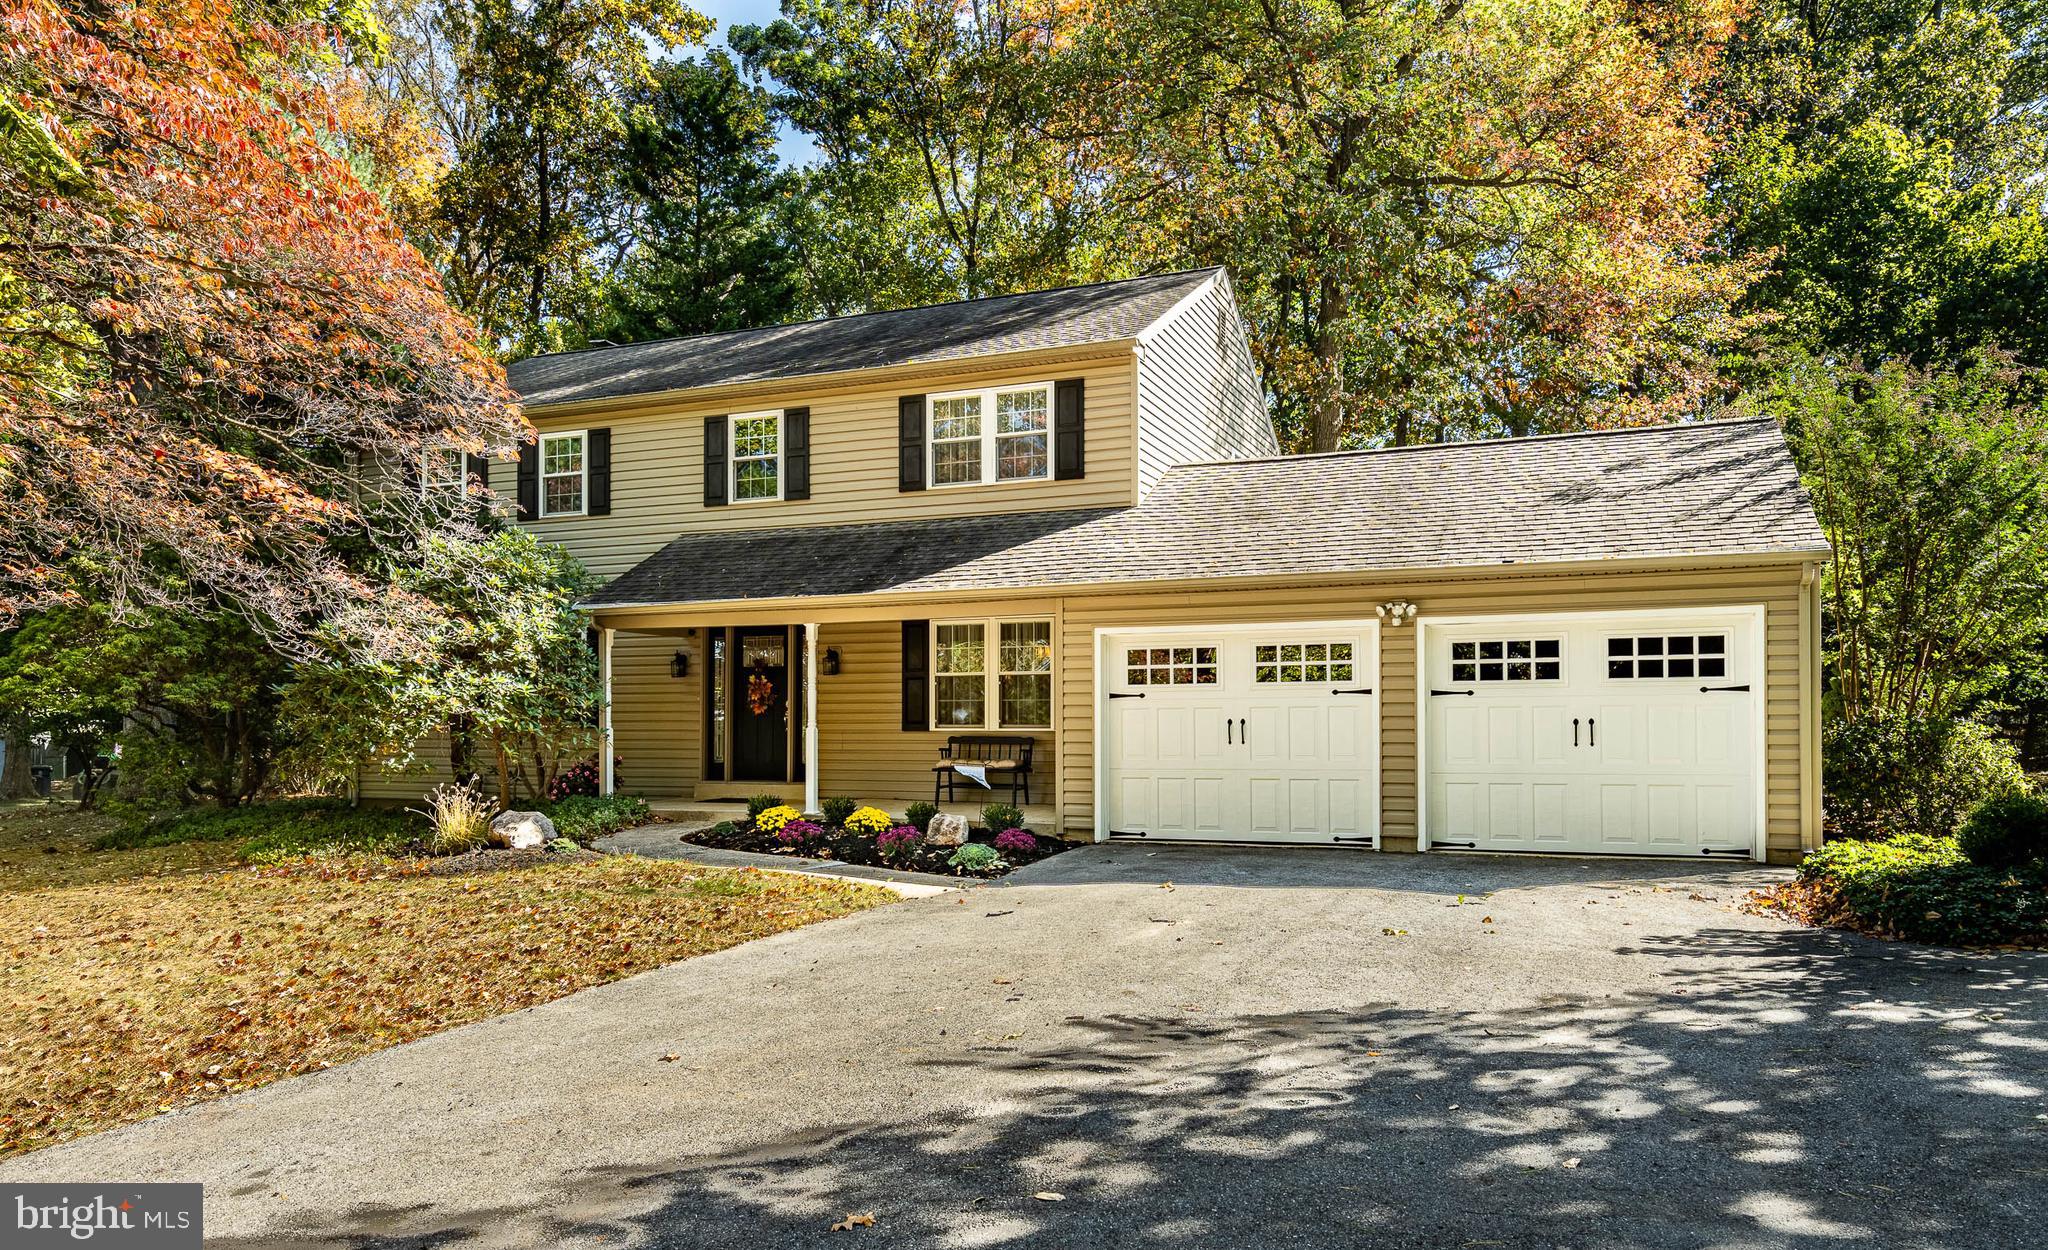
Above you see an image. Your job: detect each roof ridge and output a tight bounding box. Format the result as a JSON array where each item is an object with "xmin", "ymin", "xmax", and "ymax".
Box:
[
  {"xmin": 1161, "ymin": 416, "xmax": 1779, "ymax": 473},
  {"xmin": 512, "ymin": 268, "xmax": 1224, "ymax": 368}
]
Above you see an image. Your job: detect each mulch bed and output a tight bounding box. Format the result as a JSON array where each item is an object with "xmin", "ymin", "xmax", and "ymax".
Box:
[
  {"xmin": 683, "ymin": 822, "xmax": 1070, "ymax": 878},
  {"xmin": 424, "ymin": 846, "xmax": 606, "ymax": 876}
]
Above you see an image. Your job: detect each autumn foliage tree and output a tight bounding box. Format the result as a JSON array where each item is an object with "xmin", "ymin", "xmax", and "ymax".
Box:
[{"xmin": 0, "ymin": 0, "xmax": 525, "ymax": 652}]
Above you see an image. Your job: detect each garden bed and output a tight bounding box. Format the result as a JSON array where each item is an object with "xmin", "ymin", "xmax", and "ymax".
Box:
[
  {"xmin": 685, "ymin": 801, "xmax": 1072, "ymax": 877},
  {"xmin": 1748, "ymin": 833, "xmax": 2048, "ymax": 947}
]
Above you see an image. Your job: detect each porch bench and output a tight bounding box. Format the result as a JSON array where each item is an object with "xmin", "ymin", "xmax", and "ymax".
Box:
[{"xmin": 933, "ymin": 735, "xmax": 1035, "ymax": 806}]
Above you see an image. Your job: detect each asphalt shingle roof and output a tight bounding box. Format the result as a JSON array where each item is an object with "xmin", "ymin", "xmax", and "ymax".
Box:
[
  {"xmin": 506, "ymin": 269, "xmax": 1220, "ymax": 408},
  {"xmin": 584, "ymin": 418, "xmax": 1828, "ymax": 609}
]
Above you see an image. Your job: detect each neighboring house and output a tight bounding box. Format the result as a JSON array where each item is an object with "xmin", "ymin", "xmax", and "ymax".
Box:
[{"xmin": 363, "ymin": 268, "xmax": 1831, "ymax": 863}]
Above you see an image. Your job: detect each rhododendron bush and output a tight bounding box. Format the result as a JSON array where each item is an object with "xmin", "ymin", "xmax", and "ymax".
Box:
[{"xmin": 0, "ymin": 0, "xmax": 525, "ymax": 652}]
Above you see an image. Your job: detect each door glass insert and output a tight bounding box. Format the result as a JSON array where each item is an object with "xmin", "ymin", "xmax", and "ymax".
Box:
[
  {"xmin": 1124, "ymin": 644, "xmax": 1218, "ymax": 686},
  {"xmin": 1450, "ymin": 638, "xmax": 1561, "ymax": 683},
  {"xmin": 1255, "ymin": 641, "xmax": 1355, "ymax": 683},
  {"xmin": 1608, "ymin": 634, "xmax": 1728, "ymax": 679}
]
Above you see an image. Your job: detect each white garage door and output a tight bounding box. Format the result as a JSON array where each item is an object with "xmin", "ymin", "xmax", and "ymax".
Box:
[
  {"xmin": 1101, "ymin": 626, "xmax": 1380, "ymax": 845},
  {"xmin": 1423, "ymin": 612, "xmax": 1762, "ymax": 859}
]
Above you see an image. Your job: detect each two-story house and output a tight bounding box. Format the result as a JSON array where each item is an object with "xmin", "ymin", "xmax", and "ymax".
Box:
[{"xmin": 363, "ymin": 268, "xmax": 1831, "ymax": 863}]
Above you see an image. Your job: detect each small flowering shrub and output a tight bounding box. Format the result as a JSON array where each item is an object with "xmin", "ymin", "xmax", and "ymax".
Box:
[
  {"xmin": 754, "ymin": 804, "xmax": 802, "ymax": 835},
  {"xmin": 774, "ymin": 818, "xmax": 827, "ymax": 848},
  {"xmin": 548, "ymin": 756, "xmax": 623, "ymax": 801},
  {"xmin": 993, "ymin": 828, "xmax": 1036, "ymax": 854},
  {"xmin": 948, "ymin": 843, "xmax": 1005, "ymax": 873},
  {"xmin": 820, "ymin": 796, "xmax": 857, "ymax": 827},
  {"xmin": 844, "ymin": 805, "xmax": 892, "ymax": 835},
  {"xmin": 981, "ymin": 803, "xmax": 1024, "ymax": 833},
  {"xmin": 875, "ymin": 825, "xmax": 922, "ymax": 861}
]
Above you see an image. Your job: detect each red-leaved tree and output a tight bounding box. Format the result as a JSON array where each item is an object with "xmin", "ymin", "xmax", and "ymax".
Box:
[{"xmin": 0, "ymin": 0, "xmax": 526, "ymax": 655}]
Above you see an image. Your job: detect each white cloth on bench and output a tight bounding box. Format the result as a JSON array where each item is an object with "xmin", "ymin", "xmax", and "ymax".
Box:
[{"xmin": 953, "ymin": 763, "xmax": 992, "ymax": 789}]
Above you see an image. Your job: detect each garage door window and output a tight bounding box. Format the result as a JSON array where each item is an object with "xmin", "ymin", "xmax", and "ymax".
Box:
[
  {"xmin": 1450, "ymin": 639, "xmax": 1562, "ymax": 683},
  {"xmin": 1607, "ymin": 634, "xmax": 1727, "ymax": 680},
  {"xmin": 1254, "ymin": 642, "xmax": 1354, "ymax": 684},
  {"xmin": 1124, "ymin": 645, "xmax": 1218, "ymax": 686}
]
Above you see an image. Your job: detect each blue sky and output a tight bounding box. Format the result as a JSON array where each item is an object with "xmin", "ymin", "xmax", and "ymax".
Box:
[{"xmin": 689, "ymin": 0, "xmax": 819, "ymax": 166}]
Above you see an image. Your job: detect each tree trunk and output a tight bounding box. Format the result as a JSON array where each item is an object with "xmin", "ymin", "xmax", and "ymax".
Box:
[{"xmin": 1, "ymin": 724, "xmax": 32, "ymax": 799}]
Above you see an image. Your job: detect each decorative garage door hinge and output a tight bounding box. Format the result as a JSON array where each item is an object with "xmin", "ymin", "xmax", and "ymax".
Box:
[
  {"xmin": 1698, "ymin": 846, "xmax": 1751, "ymax": 858},
  {"xmin": 1332, "ymin": 688, "xmax": 1374, "ymax": 696},
  {"xmin": 1330, "ymin": 836, "xmax": 1374, "ymax": 845},
  {"xmin": 1430, "ymin": 840, "xmax": 1479, "ymax": 850},
  {"xmin": 1108, "ymin": 692, "xmax": 1146, "ymax": 699},
  {"xmin": 1108, "ymin": 829, "xmax": 1148, "ymax": 839}
]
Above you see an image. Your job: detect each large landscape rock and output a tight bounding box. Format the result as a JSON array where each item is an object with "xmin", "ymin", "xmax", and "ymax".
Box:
[
  {"xmin": 926, "ymin": 813, "xmax": 968, "ymax": 847},
  {"xmin": 490, "ymin": 810, "xmax": 557, "ymax": 850}
]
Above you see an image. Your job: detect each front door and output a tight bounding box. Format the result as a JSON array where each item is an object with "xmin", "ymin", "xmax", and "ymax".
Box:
[{"xmin": 732, "ymin": 629, "xmax": 790, "ymax": 781}]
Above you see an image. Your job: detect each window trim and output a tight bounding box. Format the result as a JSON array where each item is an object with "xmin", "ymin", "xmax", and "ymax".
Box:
[
  {"xmin": 1605, "ymin": 632, "xmax": 1732, "ymax": 682},
  {"xmin": 929, "ymin": 616, "xmax": 1054, "ymax": 731},
  {"xmin": 728, "ymin": 410, "xmax": 783, "ymax": 505},
  {"xmin": 925, "ymin": 382, "xmax": 1053, "ymax": 489},
  {"xmin": 538, "ymin": 429, "xmax": 588, "ymax": 518}
]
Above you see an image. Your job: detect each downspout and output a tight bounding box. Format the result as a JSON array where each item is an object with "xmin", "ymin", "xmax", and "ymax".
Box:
[{"xmin": 1799, "ymin": 562, "xmax": 1823, "ymax": 853}]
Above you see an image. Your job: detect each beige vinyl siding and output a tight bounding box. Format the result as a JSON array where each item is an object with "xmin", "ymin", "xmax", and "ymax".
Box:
[
  {"xmin": 500, "ymin": 354, "xmax": 1139, "ymax": 581},
  {"xmin": 1133, "ymin": 273, "xmax": 1278, "ymax": 497},
  {"xmin": 1053, "ymin": 561, "xmax": 1816, "ymax": 862}
]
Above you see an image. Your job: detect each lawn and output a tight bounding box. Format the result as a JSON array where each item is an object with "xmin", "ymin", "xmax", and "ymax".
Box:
[{"xmin": 0, "ymin": 802, "xmax": 892, "ymax": 1157}]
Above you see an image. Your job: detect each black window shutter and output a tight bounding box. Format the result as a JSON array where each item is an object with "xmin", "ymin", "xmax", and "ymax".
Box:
[
  {"xmin": 901, "ymin": 620, "xmax": 930, "ymax": 731},
  {"xmin": 898, "ymin": 394, "xmax": 926, "ymax": 491},
  {"xmin": 587, "ymin": 428, "xmax": 611, "ymax": 515},
  {"xmin": 465, "ymin": 452, "xmax": 489, "ymax": 491},
  {"xmin": 1054, "ymin": 378, "xmax": 1086, "ymax": 480},
  {"xmin": 783, "ymin": 407, "xmax": 810, "ymax": 500},
  {"xmin": 516, "ymin": 440, "xmax": 538, "ymax": 519},
  {"xmin": 703, "ymin": 415, "xmax": 728, "ymax": 507}
]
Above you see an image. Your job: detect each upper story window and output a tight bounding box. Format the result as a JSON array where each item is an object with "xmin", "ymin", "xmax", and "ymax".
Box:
[
  {"xmin": 928, "ymin": 383, "xmax": 1050, "ymax": 488},
  {"xmin": 731, "ymin": 411, "xmax": 782, "ymax": 502},
  {"xmin": 540, "ymin": 431, "xmax": 586, "ymax": 517}
]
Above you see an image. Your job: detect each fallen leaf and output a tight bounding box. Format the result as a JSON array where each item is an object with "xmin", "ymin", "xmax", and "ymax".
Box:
[
  {"xmin": 1562, "ymin": 1158, "xmax": 1581, "ymax": 1169},
  {"xmin": 1033, "ymin": 1192, "xmax": 1064, "ymax": 1202},
  {"xmin": 1480, "ymin": 916, "xmax": 1493, "ymax": 924},
  {"xmin": 1158, "ymin": 882, "xmax": 1174, "ymax": 891},
  {"xmin": 660, "ymin": 1053, "xmax": 680, "ymax": 1063},
  {"xmin": 830, "ymin": 1210, "xmax": 876, "ymax": 1231}
]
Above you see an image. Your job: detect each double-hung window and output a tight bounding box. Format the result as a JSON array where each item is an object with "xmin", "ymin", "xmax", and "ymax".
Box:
[
  {"xmin": 540, "ymin": 431, "xmax": 586, "ymax": 517},
  {"xmin": 930, "ymin": 618, "xmax": 1053, "ymax": 729},
  {"xmin": 420, "ymin": 446, "xmax": 465, "ymax": 496},
  {"xmin": 731, "ymin": 411, "xmax": 781, "ymax": 502},
  {"xmin": 927, "ymin": 383, "xmax": 1051, "ymax": 487}
]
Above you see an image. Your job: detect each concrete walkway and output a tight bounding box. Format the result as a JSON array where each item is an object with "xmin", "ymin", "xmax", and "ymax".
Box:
[
  {"xmin": 595, "ymin": 823, "xmax": 964, "ymax": 896},
  {"xmin": 5, "ymin": 844, "xmax": 2043, "ymax": 1250}
]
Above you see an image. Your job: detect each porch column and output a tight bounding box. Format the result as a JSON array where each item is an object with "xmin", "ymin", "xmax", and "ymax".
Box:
[
  {"xmin": 599, "ymin": 627, "xmax": 615, "ymax": 797},
  {"xmin": 802, "ymin": 623, "xmax": 820, "ymax": 815}
]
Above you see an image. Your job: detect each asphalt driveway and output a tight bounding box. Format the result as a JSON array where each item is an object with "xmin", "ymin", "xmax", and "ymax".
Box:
[{"xmin": 6, "ymin": 844, "xmax": 2044, "ymax": 1249}]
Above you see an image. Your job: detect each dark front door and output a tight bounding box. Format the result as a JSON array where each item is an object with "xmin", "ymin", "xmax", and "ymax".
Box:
[{"xmin": 732, "ymin": 629, "xmax": 789, "ymax": 781}]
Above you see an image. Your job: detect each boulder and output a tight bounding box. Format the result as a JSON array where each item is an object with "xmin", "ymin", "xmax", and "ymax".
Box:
[
  {"xmin": 927, "ymin": 813, "xmax": 969, "ymax": 847},
  {"xmin": 490, "ymin": 810, "xmax": 557, "ymax": 850}
]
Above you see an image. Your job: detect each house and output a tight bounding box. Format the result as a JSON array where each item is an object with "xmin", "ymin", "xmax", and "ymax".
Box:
[{"xmin": 362, "ymin": 268, "xmax": 1830, "ymax": 863}]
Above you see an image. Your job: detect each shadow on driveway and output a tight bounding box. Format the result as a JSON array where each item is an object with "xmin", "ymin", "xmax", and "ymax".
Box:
[{"xmin": 251, "ymin": 925, "xmax": 2047, "ymax": 1250}]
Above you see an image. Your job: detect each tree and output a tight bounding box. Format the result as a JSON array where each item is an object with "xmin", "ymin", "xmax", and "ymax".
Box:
[
  {"xmin": 600, "ymin": 51, "xmax": 804, "ymax": 341},
  {"xmin": 0, "ymin": 611, "xmax": 132, "ymax": 804},
  {"xmin": 1064, "ymin": 0, "xmax": 1757, "ymax": 450},
  {"xmin": 285, "ymin": 529, "xmax": 601, "ymax": 804},
  {"xmin": 0, "ymin": 0, "xmax": 524, "ymax": 649},
  {"xmin": 369, "ymin": 0, "xmax": 710, "ymax": 354},
  {"xmin": 732, "ymin": 0, "xmax": 1120, "ymax": 313},
  {"xmin": 1761, "ymin": 351, "xmax": 2048, "ymax": 720}
]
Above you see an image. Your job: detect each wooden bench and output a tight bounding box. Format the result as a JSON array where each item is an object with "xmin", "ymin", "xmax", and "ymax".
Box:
[{"xmin": 933, "ymin": 735, "xmax": 1036, "ymax": 806}]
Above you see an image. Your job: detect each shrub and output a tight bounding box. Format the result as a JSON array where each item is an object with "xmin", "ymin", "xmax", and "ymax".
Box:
[
  {"xmin": 1959, "ymin": 794, "xmax": 2048, "ymax": 869},
  {"xmin": 746, "ymin": 793, "xmax": 783, "ymax": 820},
  {"xmin": 980, "ymin": 803, "xmax": 1024, "ymax": 833},
  {"xmin": 993, "ymin": 828, "xmax": 1036, "ymax": 854},
  {"xmin": 844, "ymin": 805, "xmax": 892, "ymax": 835},
  {"xmin": 1823, "ymin": 713, "xmax": 2028, "ymax": 841},
  {"xmin": 412, "ymin": 783, "xmax": 497, "ymax": 855},
  {"xmin": 905, "ymin": 801, "xmax": 939, "ymax": 833},
  {"xmin": 1794, "ymin": 834, "xmax": 2048, "ymax": 945},
  {"xmin": 773, "ymin": 818, "xmax": 827, "ymax": 848},
  {"xmin": 546, "ymin": 837, "xmax": 582, "ymax": 854},
  {"xmin": 546, "ymin": 794, "xmax": 650, "ymax": 843},
  {"xmin": 548, "ymin": 756, "xmax": 624, "ymax": 801},
  {"xmin": 95, "ymin": 798, "xmax": 419, "ymax": 858},
  {"xmin": 876, "ymin": 825, "xmax": 922, "ymax": 861},
  {"xmin": 754, "ymin": 804, "xmax": 802, "ymax": 835},
  {"xmin": 820, "ymin": 796, "xmax": 858, "ymax": 828},
  {"xmin": 948, "ymin": 843, "xmax": 1005, "ymax": 874}
]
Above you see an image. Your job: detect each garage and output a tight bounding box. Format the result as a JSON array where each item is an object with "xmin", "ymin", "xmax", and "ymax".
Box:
[
  {"xmin": 1097, "ymin": 623, "xmax": 1380, "ymax": 845},
  {"xmin": 1420, "ymin": 610, "xmax": 1765, "ymax": 859}
]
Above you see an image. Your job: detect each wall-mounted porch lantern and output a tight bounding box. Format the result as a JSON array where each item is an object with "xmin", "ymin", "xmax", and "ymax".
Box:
[
  {"xmin": 670, "ymin": 649, "xmax": 690, "ymax": 678},
  {"xmin": 821, "ymin": 648, "xmax": 841, "ymax": 676}
]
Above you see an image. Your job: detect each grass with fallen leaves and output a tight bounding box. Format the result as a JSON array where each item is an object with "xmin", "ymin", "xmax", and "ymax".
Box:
[{"xmin": 0, "ymin": 804, "xmax": 892, "ymax": 1157}]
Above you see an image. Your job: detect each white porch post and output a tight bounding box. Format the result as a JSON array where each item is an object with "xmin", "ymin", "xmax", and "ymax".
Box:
[
  {"xmin": 599, "ymin": 627, "xmax": 615, "ymax": 797},
  {"xmin": 803, "ymin": 623, "xmax": 821, "ymax": 816}
]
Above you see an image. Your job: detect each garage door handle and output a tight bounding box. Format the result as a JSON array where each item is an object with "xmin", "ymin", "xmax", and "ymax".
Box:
[
  {"xmin": 1333, "ymin": 688, "xmax": 1374, "ymax": 696},
  {"xmin": 1109, "ymin": 692, "xmax": 1145, "ymax": 699},
  {"xmin": 1588, "ymin": 718, "xmax": 1595, "ymax": 747},
  {"xmin": 1700, "ymin": 684, "xmax": 1750, "ymax": 693},
  {"xmin": 1226, "ymin": 718, "xmax": 1232, "ymax": 744},
  {"xmin": 1239, "ymin": 717, "xmax": 1247, "ymax": 743},
  {"xmin": 1573, "ymin": 717, "xmax": 1580, "ymax": 747}
]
